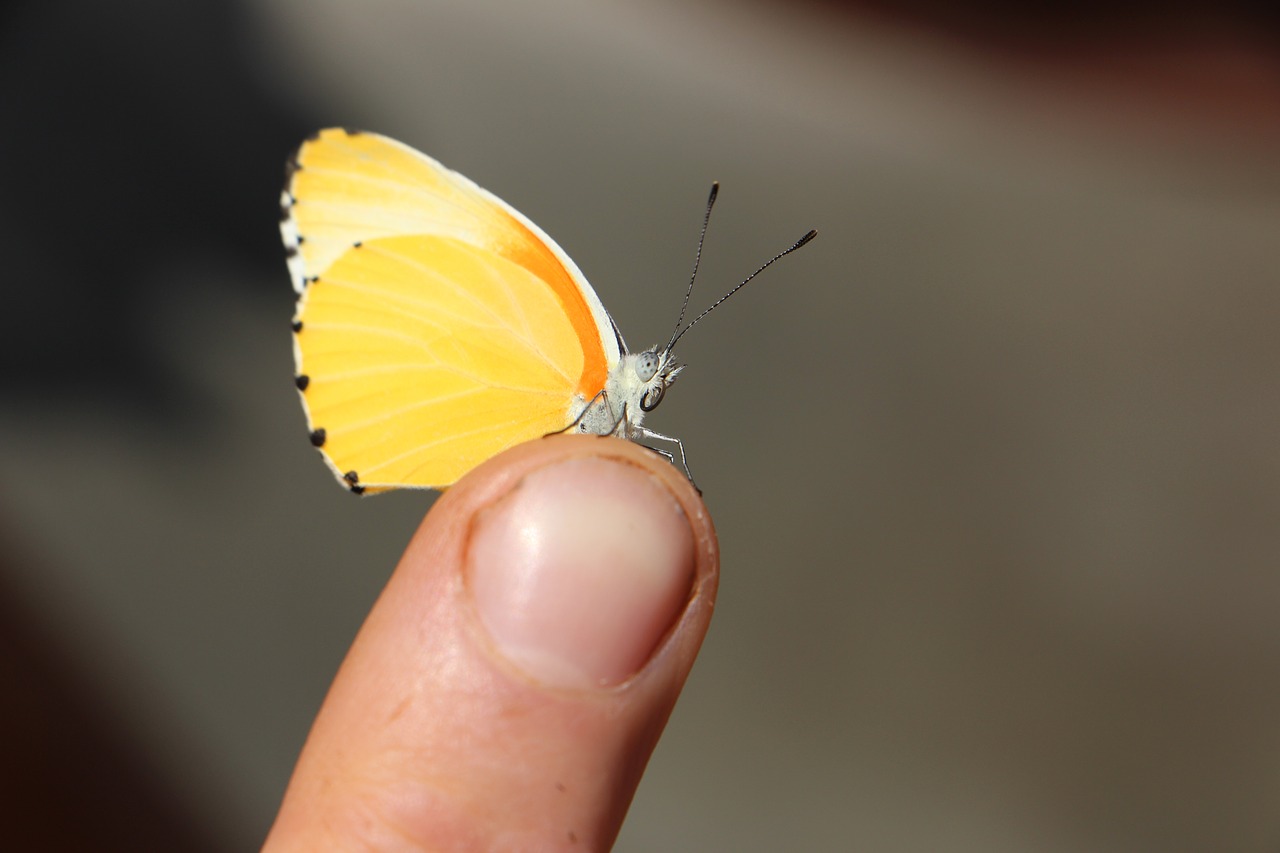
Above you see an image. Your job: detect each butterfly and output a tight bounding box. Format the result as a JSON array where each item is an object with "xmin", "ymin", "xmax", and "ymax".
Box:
[{"xmin": 281, "ymin": 128, "xmax": 813, "ymax": 494}]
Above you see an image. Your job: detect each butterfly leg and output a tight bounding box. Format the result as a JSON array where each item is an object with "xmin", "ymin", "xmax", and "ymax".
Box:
[
  {"xmin": 635, "ymin": 427, "xmax": 698, "ymax": 491},
  {"xmin": 647, "ymin": 445, "xmax": 677, "ymax": 465},
  {"xmin": 606, "ymin": 402, "xmax": 630, "ymax": 438}
]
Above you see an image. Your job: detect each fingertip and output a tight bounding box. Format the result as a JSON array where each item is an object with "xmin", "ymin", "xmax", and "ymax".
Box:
[
  {"xmin": 424, "ymin": 434, "xmax": 719, "ymax": 688},
  {"xmin": 268, "ymin": 436, "xmax": 719, "ymax": 850},
  {"xmin": 437, "ymin": 435, "xmax": 714, "ymax": 555},
  {"xmin": 468, "ymin": 454, "xmax": 694, "ymax": 687}
]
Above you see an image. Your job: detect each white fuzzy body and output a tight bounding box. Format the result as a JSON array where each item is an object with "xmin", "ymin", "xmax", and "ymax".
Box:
[{"xmin": 567, "ymin": 349, "xmax": 682, "ymax": 439}]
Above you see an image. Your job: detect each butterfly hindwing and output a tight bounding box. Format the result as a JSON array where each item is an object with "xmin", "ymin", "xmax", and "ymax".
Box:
[{"xmin": 282, "ymin": 129, "xmax": 619, "ymax": 491}]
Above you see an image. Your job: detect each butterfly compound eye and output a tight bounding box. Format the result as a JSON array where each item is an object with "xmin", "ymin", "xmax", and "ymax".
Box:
[{"xmin": 635, "ymin": 351, "xmax": 660, "ymax": 382}]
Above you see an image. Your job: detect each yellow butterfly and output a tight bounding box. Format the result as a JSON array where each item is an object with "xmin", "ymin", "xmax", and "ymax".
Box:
[{"xmin": 281, "ymin": 128, "xmax": 813, "ymax": 494}]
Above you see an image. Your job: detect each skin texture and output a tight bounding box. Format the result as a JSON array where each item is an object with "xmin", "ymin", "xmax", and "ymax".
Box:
[{"xmin": 264, "ymin": 435, "xmax": 718, "ymax": 852}]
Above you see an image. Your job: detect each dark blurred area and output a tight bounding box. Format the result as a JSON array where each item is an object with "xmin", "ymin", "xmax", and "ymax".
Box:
[
  {"xmin": 843, "ymin": 0, "xmax": 1280, "ymax": 140},
  {"xmin": 2, "ymin": 1, "xmax": 315, "ymax": 847},
  {"xmin": 0, "ymin": 0, "xmax": 309, "ymax": 411},
  {"xmin": 839, "ymin": 0, "xmax": 1280, "ymax": 44},
  {"xmin": 0, "ymin": 541, "xmax": 218, "ymax": 852},
  {"xmin": 1, "ymin": 0, "xmax": 1277, "ymax": 849}
]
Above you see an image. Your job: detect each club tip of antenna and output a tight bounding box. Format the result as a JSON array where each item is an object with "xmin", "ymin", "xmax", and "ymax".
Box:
[
  {"xmin": 708, "ymin": 182, "xmax": 720, "ymax": 202},
  {"xmin": 795, "ymin": 229, "xmax": 817, "ymax": 249}
]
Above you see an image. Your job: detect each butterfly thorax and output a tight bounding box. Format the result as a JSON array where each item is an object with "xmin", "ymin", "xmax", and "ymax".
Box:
[{"xmin": 570, "ymin": 348, "xmax": 683, "ymax": 438}]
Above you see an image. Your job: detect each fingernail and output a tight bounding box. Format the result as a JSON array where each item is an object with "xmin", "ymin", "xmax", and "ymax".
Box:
[{"xmin": 467, "ymin": 456, "xmax": 696, "ymax": 689}]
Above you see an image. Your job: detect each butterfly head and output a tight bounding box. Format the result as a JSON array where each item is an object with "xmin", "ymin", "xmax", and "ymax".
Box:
[{"xmin": 634, "ymin": 347, "xmax": 684, "ymax": 413}]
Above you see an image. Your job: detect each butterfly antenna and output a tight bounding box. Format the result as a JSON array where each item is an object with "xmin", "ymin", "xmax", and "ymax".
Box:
[
  {"xmin": 664, "ymin": 182, "xmax": 720, "ymax": 353},
  {"xmin": 666, "ymin": 228, "xmax": 817, "ymax": 354}
]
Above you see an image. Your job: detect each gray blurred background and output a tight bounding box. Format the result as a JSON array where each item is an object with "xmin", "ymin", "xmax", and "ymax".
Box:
[{"xmin": 2, "ymin": 0, "xmax": 1279, "ymax": 849}]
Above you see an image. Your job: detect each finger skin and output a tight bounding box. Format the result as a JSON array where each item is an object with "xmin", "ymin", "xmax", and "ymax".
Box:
[{"xmin": 265, "ymin": 435, "xmax": 718, "ymax": 852}]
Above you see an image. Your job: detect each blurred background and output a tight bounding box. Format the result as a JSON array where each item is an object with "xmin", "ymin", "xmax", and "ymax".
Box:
[{"xmin": 2, "ymin": 0, "xmax": 1279, "ymax": 849}]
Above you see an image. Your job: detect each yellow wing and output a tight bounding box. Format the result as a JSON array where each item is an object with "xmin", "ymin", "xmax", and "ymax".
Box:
[{"xmin": 281, "ymin": 129, "xmax": 619, "ymax": 492}]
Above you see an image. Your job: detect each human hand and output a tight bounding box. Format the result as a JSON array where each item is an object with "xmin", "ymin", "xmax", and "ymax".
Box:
[{"xmin": 263, "ymin": 435, "xmax": 718, "ymax": 851}]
